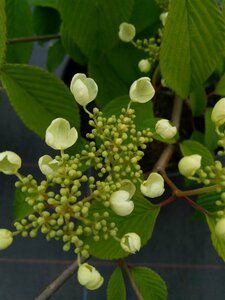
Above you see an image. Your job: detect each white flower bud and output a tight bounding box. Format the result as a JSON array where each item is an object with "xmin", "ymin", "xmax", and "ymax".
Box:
[
  {"xmin": 140, "ymin": 172, "xmax": 165, "ymax": 198},
  {"xmin": 0, "ymin": 229, "xmax": 13, "ymax": 250},
  {"xmin": 138, "ymin": 59, "xmax": 151, "ymax": 73},
  {"xmin": 211, "ymin": 98, "xmax": 225, "ymax": 127},
  {"xmin": 215, "ymin": 218, "xmax": 225, "ymax": 241},
  {"xmin": 0, "ymin": 151, "xmax": 22, "ymax": 175},
  {"xmin": 77, "ymin": 263, "xmax": 104, "ymax": 290},
  {"xmin": 110, "ymin": 190, "xmax": 134, "ymax": 216},
  {"xmin": 120, "ymin": 232, "xmax": 141, "ymax": 253},
  {"xmin": 129, "ymin": 77, "xmax": 155, "ymax": 103},
  {"xmin": 70, "ymin": 73, "xmax": 98, "ymax": 107},
  {"xmin": 118, "ymin": 22, "xmax": 136, "ymax": 42},
  {"xmin": 155, "ymin": 119, "xmax": 177, "ymax": 139},
  {"xmin": 45, "ymin": 118, "xmax": 78, "ymax": 150},
  {"xmin": 160, "ymin": 12, "xmax": 168, "ymax": 26},
  {"xmin": 38, "ymin": 155, "xmax": 60, "ymax": 176},
  {"xmin": 178, "ymin": 154, "xmax": 202, "ymax": 177}
]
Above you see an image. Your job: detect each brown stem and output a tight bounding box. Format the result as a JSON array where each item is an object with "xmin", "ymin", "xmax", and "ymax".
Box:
[
  {"xmin": 120, "ymin": 260, "xmax": 144, "ymax": 300},
  {"xmin": 159, "ymin": 194, "xmax": 176, "ymax": 207},
  {"xmin": 181, "ymin": 196, "xmax": 210, "ymax": 215},
  {"xmin": 34, "ymin": 257, "xmax": 87, "ymax": 300},
  {"xmin": 7, "ymin": 34, "xmax": 60, "ymax": 44},
  {"xmin": 177, "ymin": 185, "xmax": 217, "ymax": 197}
]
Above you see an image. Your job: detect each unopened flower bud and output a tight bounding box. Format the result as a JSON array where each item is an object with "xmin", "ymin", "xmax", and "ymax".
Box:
[
  {"xmin": 77, "ymin": 263, "xmax": 104, "ymax": 290},
  {"xmin": 0, "ymin": 229, "xmax": 13, "ymax": 250},
  {"xmin": 160, "ymin": 12, "xmax": 168, "ymax": 26},
  {"xmin": 0, "ymin": 151, "xmax": 22, "ymax": 175},
  {"xmin": 129, "ymin": 77, "xmax": 155, "ymax": 103},
  {"xmin": 45, "ymin": 118, "xmax": 78, "ymax": 150},
  {"xmin": 138, "ymin": 59, "xmax": 151, "ymax": 73},
  {"xmin": 211, "ymin": 98, "xmax": 225, "ymax": 127},
  {"xmin": 118, "ymin": 22, "xmax": 136, "ymax": 42},
  {"xmin": 215, "ymin": 218, "xmax": 225, "ymax": 241},
  {"xmin": 120, "ymin": 232, "xmax": 141, "ymax": 253},
  {"xmin": 155, "ymin": 119, "xmax": 177, "ymax": 139},
  {"xmin": 70, "ymin": 73, "xmax": 98, "ymax": 107},
  {"xmin": 140, "ymin": 172, "xmax": 165, "ymax": 198},
  {"xmin": 38, "ymin": 155, "xmax": 60, "ymax": 176},
  {"xmin": 110, "ymin": 190, "xmax": 134, "ymax": 216},
  {"xmin": 178, "ymin": 154, "xmax": 201, "ymax": 177}
]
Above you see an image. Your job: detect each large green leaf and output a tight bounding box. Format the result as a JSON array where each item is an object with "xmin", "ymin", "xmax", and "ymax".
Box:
[
  {"xmin": 29, "ymin": 0, "xmax": 58, "ymax": 9},
  {"xmin": 197, "ymin": 192, "xmax": 220, "ymax": 213},
  {"xmin": 13, "ymin": 188, "xmax": 34, "ymax": 221},
  {"xmin": 130, "ymin": 267, "xmax": 167, "ymax": 300},
  {"xmin": 57, "ymin": 0, "xmax": 134, "ymax": 59},
  {"xmin": 46, "ymin": 40, "xmax": 66, "ymax": 72},
  {"xmin": 206, "ymin": 215, "xmax": 225, "ymax": 262},
  {"xmin": 107, "ymin": 267, "xmax": 126, "ymax": 300},
  {"xmin": 5, "ymin": 0, "xmax": 33, "ymax": 63},
  {"xmin": 0, "ymin": 64, "xmax": 80, "ymax": 141},
  {"xmin": 180, "ymin": 140, "xmax": 214, "ymax": 167},
  {"xmin": 85, "ymin": 194, "xmax": 160, "ymax": 260},
  {"xmin": 160, "ymin": 0, "xmax": 225, "ymax": 98},
  {"xmin": 189, "ymin": 84, "xmax": 207, "ymax": 116},
  {"xmin": 0, "ymin": 0, "xmax": 6, "ymax": 67},
  {"xmin": 215, "ymin": 72, "xmax": 225, "ymax": 95}
]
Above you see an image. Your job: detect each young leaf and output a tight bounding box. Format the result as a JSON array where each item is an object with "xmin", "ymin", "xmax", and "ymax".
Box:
[
  {"xmin": 0, "ymin": 64, "xmax": 80, "ymax": 139},
  {"xmin": 0, "ymin": 0, "xmax": 6, "ymax": 67},
  {"xmin": 47, "ymin": 40, "xmax": 66, "ymax": 72},
  {"xmin": 206, "ymin": 215, "xmax": 225, "ymax": 262},
  {"xmin": 84, "ymin": 194, "xmax": 160, "ymax": 260},
  {"xmin": 58, "ymin": 0, "xmax": 134, "ymax": 59},
  {"xmin": 5, "ymin": 0, "xmax": 33, "ymax": 63},
  {"xmin": 107, "ymin": 267, "xmax": 126, "ymax": 300},
  {"xmin": 204, "ymin": 108, "xmax": 218, "ymax": 152},
  {"xmin": 180, "ymin": 140, "xmax": 214, "ymax": 167},
  {"xmin": 130, "ymin": 266, "xmax": 167, "ymax": 300},
  {"xmin": 160, "ymin": 0, "xmax": 225, "ymax": 98},
  {"xmin": 13, "ymin": 188, "xmax": 34, "ymax": 221}
]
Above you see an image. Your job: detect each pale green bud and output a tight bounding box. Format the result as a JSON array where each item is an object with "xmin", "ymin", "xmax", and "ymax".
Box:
[
  {"xmin": 160, "ymin": 12, "xmax": 168, "ymax": 26},
  {"xmin": 178, "ymin": 154, "xmax": 201, "ymax": 177},
  {"xmin": 155, "ymin": 119, "xmax": 177, "ymax": 139},
  {"xmin": 70, "ymin": 73, "xmax": 98, "ymax": 107},
  {"xmin": 109, "ymin": 190, "xmax": 134, "ymax": 216},
  {"xmin": 38, "ymin": 155, "xmax": 60, "ymax": 176},
  {"xmin": 211, "ymin": 98, "xmax": 225, "ymax": 127},
  {"xmin": 45, "ymin": 118, "xmax": 78, "ymax": 150},
  {"xmin": 0, "ymin": 151, "xmax": 21, "ymax": 175},
  {"xmin": 77, "ymin": 263, "xmax": 104, "ymax": 290},
  {"xmin": 0, "ymin": 229, "xmax": 13, "ymax": 250},
  {"xmin": 129, "ymin": 77, "xmax": 155, "ymax": 103},
  {"xmin": 215, "ymin": 218, "xmax": 225, "ymax": 241},
  {"xmin": 120, "ymin": 232, "xmax": 141, "ymax": 253},
  {"xmin": 140, "ymin": 172, "xmax": 165, "ymax": 198},
  {"xmin": 138, "ymin": 59, "xmax": 151, "ymax": 73},
  {"xmin": 118, "ymin": 22, "xmax": 136, "ymax": 42}
]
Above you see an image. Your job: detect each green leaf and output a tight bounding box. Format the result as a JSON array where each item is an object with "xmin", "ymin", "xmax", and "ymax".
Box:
[
  {"xmin": 58, "ymin": 0, "xmax": 134, "ymax": 59},
  {"xmin": 160, "ymin": 0, "xmax": 225, "ymax": 98},
  {"xmin": 197, "ymin": 192, "xmax": 220, "ymax": 213},
  {"xmin": 0, "ymin": 64, "xmax": 81, "ymax": 146},
  {"xmin": 47, "ymin": 40, "xmax": 66, "ymax": 72},
  {"xmin": 107, "ymin": 267, "xmax": 126, "ymax": 300},
  {"xmin": 190, "ymin": 130, "xmax": 205, "ymax": 145},
  {"xmin": 189, "ymin": 84, "xmax": 207, "ymax": 116},
  {"xmin": 206, "ymin": 214, "xmax": 225, "ymax": 262},
  {"xmin": 0, "ymin": 0, "xmax": 6, "ymax": 67},
  {"xmin": 180, "ymin": 140, "xmax": 214, "ymax": 167},
  {"xmin": 13, "ymin": 188, "xmax": 34, "ymax": 221},
  {"xmin": 130, "ymin": 267, "xmax": 167, "ymax": 300},
  {"xmin": 5, "ymin": 0, "xmax": 33, "ymax": 63},
  {"xmin": 204, "ymin": 108, "xmax": 218, "ymax": 152},
  {"xmin": 29, "ymin": 0, "xmax": 58, "ymax": 9},
  {"xmin": 215, "ymin": 72, "xmax": 225, "ymax": 95},
  {"xmin": 102, "ymin": 95, "xmax": 153, "ymax": 130},
  {"xmin": 85, "ymin": 194, "xmax": 160, "ymax": 260}
]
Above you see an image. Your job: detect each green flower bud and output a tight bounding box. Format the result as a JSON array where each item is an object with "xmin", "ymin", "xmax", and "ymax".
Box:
[
  {"xmin": 160, "ymin": 12, "xmax": 168, "ymax": 26},
  {"xmin": 215, "ymin": 218, "xmax": 225, "ymax": 241},
  {"xmin": 129, "ymin": 77, "xmax": 155, "ymax": 103},
  {"xmin": 0, "ymin": 229, "xmax": 13, "ymax": 250},
  {"xmin": 77, "ymin": 263, "xmax": 104, "ymax": 290},
  {"xmin": 178, "ymin": 154, "xmax": 201, "ymax": 177},
  {"xmin": 140, "ymin": 172, "xmax": 165, "ymax": 198},
  {"xmin": 0, "ymin": 151, "xmax": 21, "ymax": 175},
  {"xmin": 138, "ymin": 59, "xmax": 151, "ymax": 73},
  {"xmin": 120, "ymin": 232, "xmax": 141, "ymax": 253},
  {"xmin": 118, "ymin": 22, "xmax": 136, "ymax": 42}
]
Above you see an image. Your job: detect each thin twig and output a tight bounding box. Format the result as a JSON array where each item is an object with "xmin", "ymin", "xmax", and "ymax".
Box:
[
  {"xmin": 34, "ymin": 257, "xmax": 87, "ymax": 300},
  {"xmin": 181, "ymin": 196, "xmax": 210, "ymax": 215},
  {"xmin": 7, "ymin": 34, "xmax": 60, "ymax": 45}
]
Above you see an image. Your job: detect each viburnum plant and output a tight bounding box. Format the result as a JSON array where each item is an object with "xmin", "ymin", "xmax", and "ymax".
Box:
[{"xmin": 1, "ymin": 0, "xmax": 225, "ymax": 299}]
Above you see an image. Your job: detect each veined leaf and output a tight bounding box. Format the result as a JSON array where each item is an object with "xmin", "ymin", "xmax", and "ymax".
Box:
[
  {"xmin": 5, "ymin": 0, "xmax": 33, "ymax": 63},
  {"xmin": 189, "ymin": 84, "xmax": 207, "ymax": 116},
  {"xmin": 130, "ymin": 266, "xmax": 167, "ymax": 300},
  {"xmin": 160, "ymin": 0, "xmax": 225, "ymax": 98},
  {"xmin": 47, "ymin": 40, "xmax": 66, "ymax": 72},
  {"xmin": 58, "ymin": 0, "xmax": 134, "ymax": 59},
  {"xmin": 0, "ymin": 0, "xmax": 6, "ymax": 67},
  {"xmin": 107, "ymin": 267, "xmax": 126, "ymax": 300},
  {"xmin": 206, "ymin": 215, "xmax": 225, "ymax": 262},
  {"xmin": 180, "ymin": 140, "xmax": 214, "ymax": 167}
]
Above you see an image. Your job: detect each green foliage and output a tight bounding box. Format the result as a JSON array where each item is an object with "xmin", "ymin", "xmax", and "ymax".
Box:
[
  {"xmin": 130, "ymin": 266, "xmax": 167, "ymax": 300},
  {"xmin": 85, "ymin": 194, "xmax": 160, "ymax": 260},
  {"xmin": 180, "ymin": 140, "xmax": 214, "ymax": 167},
  {"xmin": 107, "ymin": 267, "xmax": 126, "ymax": 300},
  {"xmin": 47, "ymin": 40, "xmax": 66, "ymax": 72},
  {"xmin": 29, "ymin": 0, "xmax": 58, "ymax": 9},
  {"xmin": 189, "ymin": 84, "xmax": 207, "ymax": 116},
  {"xmin": 197, "ymin": 192, "xmax": 220, "ymax": 214},
  {"xmin": 5, "ymin": 0, "xmax": 33, "ymax": 63},
  {"xmin": 215, "ymin": 71, "xmax": 225, "ymax": 95},
  {"xmin": 13, "ymin": 188, "xmax": 34, "ymax": 221},
  {"xmin": 206, "ymin": 215, "xmax": 225, "ymax": 262},
  {"xmin": 160, "ymin": 0, "xmax": 225, "ymax": 98},
  {"xmin": 204, "ymin": 108, "xmax": 218, "ymax": 152},
  {"xmin": 0, "ymin": 0, "xmax": 6, "ymax": 67},
  {"xmin": 0, "ymin": 64, "xmax": 80, "ymax": 143}
]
